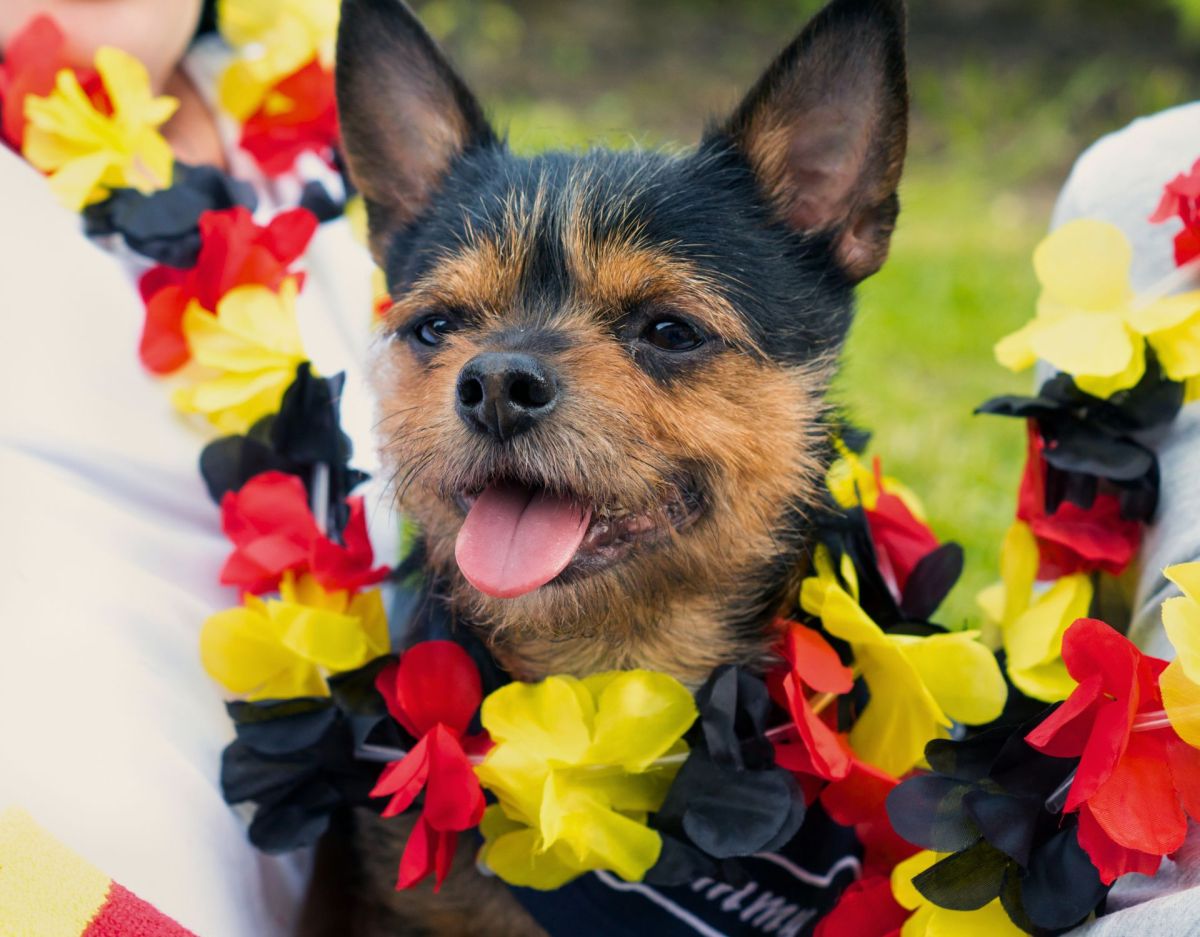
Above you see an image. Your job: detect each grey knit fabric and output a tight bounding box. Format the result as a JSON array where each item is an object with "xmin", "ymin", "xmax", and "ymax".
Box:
[{"xmin": 1045, "ymin": 101, "xmax": 1200, "ymax": 935}]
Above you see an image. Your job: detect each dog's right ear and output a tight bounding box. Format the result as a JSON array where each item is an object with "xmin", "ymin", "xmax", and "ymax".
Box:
[
  {"xmin": 336, "ymin": 0, "xmax": 497, "ymax": 265},
  {"xmin": 711, "ymin": 0, "xmax": 908, "ymax": 284}
]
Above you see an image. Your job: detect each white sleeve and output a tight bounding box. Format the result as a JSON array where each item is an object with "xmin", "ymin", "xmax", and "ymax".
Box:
[
  {"xmin": 1050, "ymin": 102, "xmax": 1200, "ymax": 291},
  {"xmin": 0, "ymin": 148, "xmax": 311, "ymax": 936}
]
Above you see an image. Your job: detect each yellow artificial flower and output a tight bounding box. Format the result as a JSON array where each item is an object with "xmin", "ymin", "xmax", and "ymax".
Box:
[
  {"xmin": 827, "ymin": 444, "xmax": 926, "ymax": 519},
  {"xmin": 1159, "ymin": 561, "xmax": 1200, "ymax": 748},
  {"xmin": 22, "ymin": 47, "xmax": 177, "ymax": 210},
  {"xmin": 977, "ymin": 522, "xmax": 1091, "ymax": 702},
  {"xmin": 995, "ymin": 220, "xmax": 1200, "ymax": 398},
  {"xmin": 172, "ymin": 279, "xmax": 308, "ymax": 433},
  {"xmin": 217, "ymin": 0, "xmax": 340, "ymax": 120},
  {"xmin": 892, "ymin": 851, "xmax": 1025, "ymax": 937},
  {"xmin": 801, "ymin": 546, "xmax": 1005, "ymax": 776},
  {"xmin": 200, "ymin": 571, "xmax": 388, "ymax": 701},
  {"xmin": 475, "ymin": 670, "xmax": 697, "ymax": 889},
  {"xmin": 1129, "ymin": 293, "xmax": 1200, "ymax": 383},
  {"xmin": 1162, "ymin": 561, "xmax": 1200, "ymax": 682}
]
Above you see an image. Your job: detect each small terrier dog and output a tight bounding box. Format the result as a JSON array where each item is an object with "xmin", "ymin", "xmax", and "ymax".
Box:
[{"xmin": 329, "ymin": 0, "xmax": 908, "ymax": 931}]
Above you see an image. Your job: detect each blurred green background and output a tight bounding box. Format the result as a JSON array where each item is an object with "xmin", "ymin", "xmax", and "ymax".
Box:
[{"xmin": 418, "ymin": 0, "xmax": 1200, "ymax": 626}]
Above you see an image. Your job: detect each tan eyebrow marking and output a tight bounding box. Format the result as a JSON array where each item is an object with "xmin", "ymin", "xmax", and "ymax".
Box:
[
  {"xmin": 567, "ymin": 236, "xmax": 759, "ymax": 348},
  {"xmin": 385, "ymin": 167, "xmax": 758, "ymax": 350}
]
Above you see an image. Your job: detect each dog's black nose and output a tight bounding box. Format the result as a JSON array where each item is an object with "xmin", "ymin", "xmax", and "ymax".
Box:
[{"xmin": 455, "ymin": 352, "xmax": 559, "ymax": 440}]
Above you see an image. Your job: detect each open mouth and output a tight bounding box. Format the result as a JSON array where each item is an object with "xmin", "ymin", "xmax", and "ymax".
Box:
[{"xmin": 452, "ymin": 476, "xmax": 704, "ymax": 599}]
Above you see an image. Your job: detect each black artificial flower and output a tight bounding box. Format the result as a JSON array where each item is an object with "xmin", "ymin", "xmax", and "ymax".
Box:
[
  {"xmin": 221, "ymin": 658, "xmax": 405, "ymax": 853},
  {"xmin": 298, "ymin": 179, "xmax": 345, "ymax": 223},
  {"xmin": 83, "ymin": 162, "xmax": 257, "ymax": 267},
  {"xmin": 977, "ymin": 357, "xmax": 1184, "ymax": 522},
  {"xmin": 647, "ymin": 666, "xmax": 805, "ymax": 885},
  {"xmin": 886, "ymin": 717, "xmax": 1107, "ymax": 934},
  {"xmin": 199, "ymin": 363, "xmax": 369, "ymax": 537},
  {"xmin": 812, "ymin": 502, "xmax": 964, "ymax": 631}
]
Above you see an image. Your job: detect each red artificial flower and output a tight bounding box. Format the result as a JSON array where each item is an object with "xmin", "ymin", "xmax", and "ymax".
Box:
[
  {"xmin": 820, "ymin": 758, "xmax": 918, "ymax": 876},
  {"xmin": 1026, "ymin": 617, "xmax": 1200, "ymax": 883},
  {"xmin": 219, "ymin": 471, "xmax": 388, "ymax": 594},
  {"xmin": 372, "ymin": 642, "xmax": 490, "ymax": 891},
  {"xmin": 863, "ymin": 459, "xmax": 939, "ymax": 598},
  {"xmin": 0, "ymin": 15, "xmax": 105, "ymax": 149},
  {"xmin": 1150, "ymin": 156, "xmax": 1200, "ymax": 267},
  {"xmin": 812, "ymin": 874, "xmax": 908, "ymax": 937},
  {"xmin": 138, "ymin": 206, "xmax": 317, "ymax": 373},
  {"xmin": 394, "ymin": 813, "xmax": 460, "ymax": 892},
  {"xmin": 814, "ymin": 758, "xmax": 917, "ymax": 937},
  {"xmin": 1017, "ymin": 425, "xmax": 1141, "ymax": 579},
  {"xmin": 240, "ymin": 60, "xmax": 339, "ymax": 177},
  {"xmin": 769, "ymin": 621, "xmax": 853, "ymax": 782}
]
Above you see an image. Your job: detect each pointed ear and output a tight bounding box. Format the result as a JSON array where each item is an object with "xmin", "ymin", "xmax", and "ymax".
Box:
[
  {"xmin": 712, "ymin": 0, "xmax": 908, "ymax": 283},
  {"xmin": 336, "ymin": 0, "xmax": 497, "ymax": 264}
]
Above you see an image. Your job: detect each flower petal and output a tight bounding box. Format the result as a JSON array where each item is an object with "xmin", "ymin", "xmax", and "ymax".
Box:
[
  {"xmin": 480, "ymin": 675, "xmax": 593, "ymax": 766},
  {"xmin": 273, "ymin": 598, "xmax": 373, "ymax": 672},
  {"xmin": 1161, "ymin": 659, "xmax": 1200, "ymax": 749},
  {"xmin": 370, "ymin": 734, "xmax": 431, "ymax": 818},
  {"xmin": 424, "ymin": 724, "xmax": 486, "ymax": 831},
  {"xmin": 382, "ymin": 641, "xmax": 483, "ymax": 739},
  {"xmin": 892, "ymin": 850, "xmax": 940, "ymax": 911},
  {"xmin": 1025, "ymin": 672, "xmax": 1103, "ymax": 757},
  {"xmin": 782, "ymin": 621, "xmax": 855, "ymax": 694},
  {"xmin": 1086, "ymin": 731, "xmax": 1187, "ymax": 854},
  {"xmin": 994, "ymin": 320, "xmax": 1041, "ymax": 373},
  {"xmin": 1030, "ymin": 313, "xmax": 1140, "ymax": 383},
  {"xmin": 44, "ymin": 150, "xmax": 113, "ymax": 211},
  {"xmin": 1163, "ymin": 595, "xmax": 1200, "ymax": 686},
  {"xmin": 480, "ymin": 819, "xmax": 582, "ymax": 890},
  {"xmin": 1004, "ymin": 574, "xmax": 1091, "ymax": 702},
  {"xmin": 926, "ymin": 901, "xmax": 1025, "ymax": 937},
  {"xmin": 1066, "ymin": 699, "xmax": 1136, "ymax": 812},
  {"xmin": 199, "ymin": 597, "xmax": 329, "ymax": 700},
  {"xmin": 583, "ymin": 670, "xmax": 697, "ymax": 771},
  {"xmin": 474, "ymin": 742, "xmax": 551, "ymax": 828},
  {"xmin": 395, "ymin": 813, "xmax": 457, "ymax": 891},
  {"xmin": 813, "ymin": 580, "xmax": 885, "ymax": 647},
  {"xmin": 1033, "ymin": 220, "xmax": 1133, "ymax": 312},
  {"xmin": 1076, "ymin": 804, "xmax": 1161, "ymax": 885},
  {"xmin": 897, "ymin": 632, "xmax": 1007, "ymax": 726},
  {"xmin": 852, "ymin": 642, "xmax": 949, "ymax": 777},
  {"xmin": 1166, "ymin": 560, "xmax": 1200, "ymax": 605},
  {"xmin": 1000, "ymin": 521, "xmax": 1038, "ymax": 624},
  {"xmin": 1073, "ymin": 342, "xmax": 1147, "ymax": 398}
]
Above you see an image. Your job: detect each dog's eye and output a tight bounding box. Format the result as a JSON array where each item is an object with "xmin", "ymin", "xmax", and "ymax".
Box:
[
  {"xmin": 411, "ymin": 315, "xmax": 457, "ymax": 347},
  {"xmin": 642, "ymin": 318, "xmax": 704, "ymax": 352}
]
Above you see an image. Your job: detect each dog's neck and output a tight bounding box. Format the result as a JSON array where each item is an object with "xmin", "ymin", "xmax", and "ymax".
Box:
[
  {"xmin": 412, "ymin": 534, "xmax": 811, "ymax": 689},
  {"xmin": 486, "ymin": 594, "xmax": 777, "ymax": 687}
]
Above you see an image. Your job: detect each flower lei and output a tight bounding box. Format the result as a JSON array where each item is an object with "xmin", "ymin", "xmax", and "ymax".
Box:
[{"xmin": 9, "ymin": 7, "xmax": 1200, "ymax": 931}]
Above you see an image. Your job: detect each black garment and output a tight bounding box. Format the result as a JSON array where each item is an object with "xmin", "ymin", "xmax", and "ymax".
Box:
[{"xmin": 508, "ymin": 806, "xmax": 860, "ymax": 937}]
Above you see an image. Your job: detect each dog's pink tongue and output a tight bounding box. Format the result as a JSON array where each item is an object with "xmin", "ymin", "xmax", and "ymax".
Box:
[{"xmin": 455, "ymin": 485, "xmax": 592, "ymax": 599}]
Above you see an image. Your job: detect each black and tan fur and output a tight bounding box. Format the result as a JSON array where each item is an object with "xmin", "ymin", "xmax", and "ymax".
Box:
[{"xmin": 321, "ymin": 0, "xmax": 909, "ymax": 932}]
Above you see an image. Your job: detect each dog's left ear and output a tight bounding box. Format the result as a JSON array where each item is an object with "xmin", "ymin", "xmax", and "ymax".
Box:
[{"xmin": 712, "ymin": 0, "xmax": 908, "ymax": 283}]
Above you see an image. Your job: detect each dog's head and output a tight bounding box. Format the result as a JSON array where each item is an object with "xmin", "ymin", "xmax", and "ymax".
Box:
[{"xmin": 336, "ymin": 0, "xmax": 907, "ymax": 679}]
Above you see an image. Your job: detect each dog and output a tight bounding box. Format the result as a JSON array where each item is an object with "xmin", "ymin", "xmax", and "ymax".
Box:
[{"xmin": 324, "ymin": 0, "xmax": 908, "ymax": 932}]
